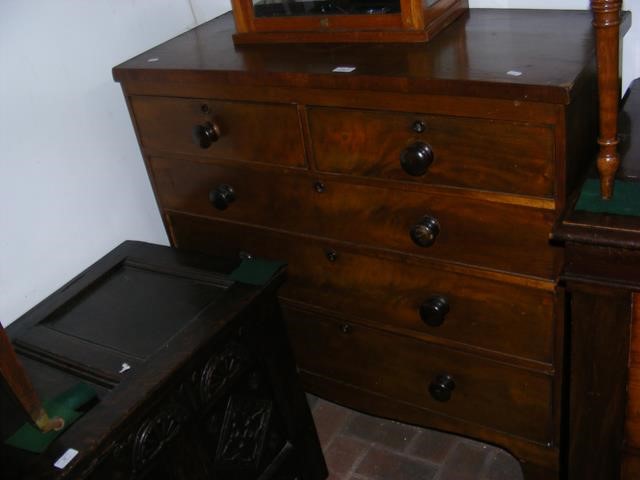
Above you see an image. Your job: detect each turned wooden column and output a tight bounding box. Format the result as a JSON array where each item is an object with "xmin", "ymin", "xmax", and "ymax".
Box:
[{"xmin": 592, "ymin": 0, "xmax": 622, "ymax": 199}]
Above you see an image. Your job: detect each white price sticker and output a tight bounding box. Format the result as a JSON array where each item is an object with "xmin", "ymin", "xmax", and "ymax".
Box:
[
  {"xmin": 332, "ymin": 66, "xmax": 356, "ymax": 73},
  {"xmin": 54, "ymin": 448, "xmax": 79, "ymax": 469}
]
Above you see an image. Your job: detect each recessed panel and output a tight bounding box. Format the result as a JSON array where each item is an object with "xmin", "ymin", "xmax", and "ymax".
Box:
[{"xmin": 42, "ymin": 263, "xmax": 225, "ymax": 358}]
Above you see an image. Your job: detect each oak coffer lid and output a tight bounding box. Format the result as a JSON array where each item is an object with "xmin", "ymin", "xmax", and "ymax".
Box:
[
  {"xmin": 5, "ymin": 241, "xmax": 270, "ymax": 383},
  {"xmin": 113, "ymin": 9, "xmax": 630, "ymax": 104},
  {"xmin": 38, "ymin": 262, "xmax": 228, "ymax": 359}
]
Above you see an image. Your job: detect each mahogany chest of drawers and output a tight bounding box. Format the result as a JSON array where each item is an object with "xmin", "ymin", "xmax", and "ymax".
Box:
[
  {"xmin": 114, "ymin": 9, "xmax": 602, "ymax": 479},
  {"xmin": 1, "ymin": 242, "xmax": 325, "ymax": 480}
]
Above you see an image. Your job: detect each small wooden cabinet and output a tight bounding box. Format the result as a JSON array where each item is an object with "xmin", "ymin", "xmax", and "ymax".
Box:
[
  {"xmin": 553, "ymin": 78, "xmax": 640, "ymax": 480},
  {"xmin": 0, "ymin": 242, "xmax": 326, "ymax": 480},
  {"xmin": 113, "ymin": 9, "xmax": 618, "ymax": 478}
]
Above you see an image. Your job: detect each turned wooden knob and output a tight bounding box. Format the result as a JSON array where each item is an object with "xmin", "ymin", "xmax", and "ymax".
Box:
[
  {"xmin": 192, "ymin": 121, "xmax": 220, "ymax": 148},
  {"xmin": 420, "ymin": 296, "xmax": 450, "ymax": 327},
  {"xmin": 325, "ymin": 249, "xmax": 338, "ymax": 262},
  {"xmin": 209, "ymin": 184, "xmax": 235, "ymax": 210},
  {"xmin": 400, "ymin": 142, "xmax": 434, "ymax": 176},
  {"xmin": 429, "ymin": 373, "xmax": 455, "ymax": 402},
  {"xmin": 410, "ymin": 216, "xmax": 440, "ymax": 247}
]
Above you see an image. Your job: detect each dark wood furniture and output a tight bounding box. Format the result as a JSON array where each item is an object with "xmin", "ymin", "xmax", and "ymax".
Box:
[
  {"xmin": 591, "ymin": 0, "xmax": 623, "ymax": 199},
  {"xmin": 0, "ymin": 241, "xmax": 326, "ymax": 480},
  {"xmin": 554, "ymin": 79, "xmax": 640, "ymax": 480},
  {"xmin": 113, "ymin": 9, "xmax": 625, "ymax": 478},
  {"xmin": 230, "ymin": 0, "xmax": 468, "ymax": 44}
]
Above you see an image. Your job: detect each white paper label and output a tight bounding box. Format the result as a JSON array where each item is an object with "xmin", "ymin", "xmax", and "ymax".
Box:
[
  {"xmin": 119, "ymin": 362, "xmax": 131, "ymax": 373},
  {"xmin": 332, "ymin": 66, "xmax": 356, "ymax": 73},
  {"xmin": 54, "ymin": 449, "xmax": 79, "ymax": 469}
]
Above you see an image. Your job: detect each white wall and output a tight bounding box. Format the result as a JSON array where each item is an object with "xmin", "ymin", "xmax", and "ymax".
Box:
[
  {"xmin": 0, "ymin": 0, "xmax": 231, "ymax": 326},
  {"xmin": 1, "ymin": 0, "xmax": 638, "ymax": 326}
]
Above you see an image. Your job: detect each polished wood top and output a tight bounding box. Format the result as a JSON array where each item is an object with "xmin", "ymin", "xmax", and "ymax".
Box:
[{"xmin": 113, "ymin": 9, "xmax": 624, "ymax": 104}]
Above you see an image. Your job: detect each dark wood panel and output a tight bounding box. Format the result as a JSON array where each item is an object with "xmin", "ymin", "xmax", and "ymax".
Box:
[
  {"xmin": 623, "ymin": 452, "xmax": 640, "ymax": 480},
  {"xmin": 169, "ymin": 213, "xmax": 557, "ymax": 366},
  {"xmin": 564, "ymin": 243, "xmax": 640, "ymax": 288},
  {"xmin": 131, "ymin": 96, "xmax": 306, "ymax": 168},
  {"xmin": 153, "ymin": 158, "xmax": 559, "ymax": 278},
  {"xmin": 566, "ymin": 284, "xmax": 631, "ymax": 480},
  {"xmin": 308, "ymin": 106, "xmax": 555, "ymax": 196},
  {"xmin": 627, "ymin": 296, "xmax": 640, "ymax": 449},
  {"xmin": 284, "ymin": 303, "xmax": 554, "ymax": 443}
]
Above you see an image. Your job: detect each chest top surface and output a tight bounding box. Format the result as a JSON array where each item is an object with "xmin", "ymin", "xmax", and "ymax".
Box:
[{"xmin": 113, "ymin": 9, "xmax": 606, "ymax": 104}]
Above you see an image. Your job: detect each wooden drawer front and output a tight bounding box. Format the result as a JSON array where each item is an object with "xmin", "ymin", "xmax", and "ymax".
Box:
[
  {"xmin": 130, "ymin": 96, "xmax": 305, "ymax": 167},
  {"xmin": 284, "ymin": 305, "xmax": 553, "ymax": 443},
  {"xmin": 308, "ymin": 107, "xmax": 555, "ymax": 197},
  {"xmin": 169, "ymin": 213, "xmax": 556, "ymax": 364},
  {"xmin": 153, "ymin": 158, "xmax": 557, "ymax": 278}
]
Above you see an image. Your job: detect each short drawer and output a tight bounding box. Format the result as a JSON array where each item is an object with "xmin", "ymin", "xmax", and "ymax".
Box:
[
  {"xmin": 153, "ymin": 158, "xmax": 558, "ymax": 278},
  {"xmin": 284, "ymin": 305, "xmax": 554, "ymax": 444},
  {"xmin": 130, "ymin": 96, "xmax": 305, "ymax": 167},
  {"xmin": 308, "ymin": 107, "xmax": 555, "ymax": 197},
  {"xmin": 169, "ymin": 213, "xmax": 556, "ymax": 364}
]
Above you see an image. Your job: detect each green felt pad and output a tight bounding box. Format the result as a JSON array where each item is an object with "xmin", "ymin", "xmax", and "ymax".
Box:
[
  {"xmin": 54, "ymin": 382, "xmax": 97, "ymax": 411},
  {"xmin": 5, "ymin": 401, "xmax": 81, "ymax": 454},
  {"xmin": 230, "ymin": 258, "xmax": 286, "ymax": 286},
  {"xmin": 4, "ymin": 383, "xmax": 97, "ymax": 454},
  {"xmin": 576, "ymin": 179, "xmax": 640, "ymax": 216}
]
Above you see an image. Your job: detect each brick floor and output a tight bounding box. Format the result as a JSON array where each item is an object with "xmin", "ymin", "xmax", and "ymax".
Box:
[{"xmin": 308, "ymin": 395, "xmax": 524, "ymax": 480}]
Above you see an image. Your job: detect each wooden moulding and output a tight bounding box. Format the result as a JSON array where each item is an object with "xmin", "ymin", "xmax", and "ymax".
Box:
[{"xmin": 230, "ymin": 0, "xmax": 469, "ymax": 44}]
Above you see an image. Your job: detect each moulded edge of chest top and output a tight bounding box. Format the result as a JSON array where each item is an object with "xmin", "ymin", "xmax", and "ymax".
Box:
[{"xmin": 118, "ymin": 80, "xmax": 565, "ymax": 127}]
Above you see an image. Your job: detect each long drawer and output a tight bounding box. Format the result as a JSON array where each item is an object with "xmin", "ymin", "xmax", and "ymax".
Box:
[
  {"xmin": 130, "ymin": 96, "xmax": 306, "ymax": 167},
  {"xmin": 153, "ymin": 158, "xmax": 558, "ymax": 278},
  {"xmin": 307, "ymin": 106, "xmax": 555, "ymax": 197},
  {"xmin": 283, "ymin": 304, "xmax": 553, "ymax": 444},
  {"xmin": 168, "ymin": 213, "xmax": 556, "ymax": 364}
]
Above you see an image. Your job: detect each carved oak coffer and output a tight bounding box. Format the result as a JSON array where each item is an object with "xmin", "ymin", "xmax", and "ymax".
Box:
[{"xmin": 0, "ymin": 241, "xmax": 326, "ymax": 480}]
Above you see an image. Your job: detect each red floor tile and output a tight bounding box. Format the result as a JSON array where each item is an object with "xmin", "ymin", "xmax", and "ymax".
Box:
[
  {"xmin": 343, "ymin": 412, "xmax": 420, "ymax": 452},
  {"xmin": 323, "ymin": 434, "xmax": 369, "ymax": 477},
  {"xmin": 309, "ymin": 395, "xmax": 524, "ymax": 480},
  {"xmin": 312, "ymin": 397, "xmax": 353, "ymax": 447},
  {"xmin": 438, "ymin": 442, "xmax": 492, "ymax": 480},
  {"xmin": 405, "ymin": 429, "xmax": 460, "ymax": 464},
  {"xmin": 355, "ymin": 445, "xmax": 438, "ymax": 480}
]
